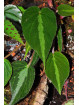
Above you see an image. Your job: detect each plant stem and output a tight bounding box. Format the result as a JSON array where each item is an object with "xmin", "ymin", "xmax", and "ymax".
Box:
[
  {"xmin": 27, "ymin": 51, "xmax": 35, "ymax": 67},
  {"xmin": 4, "ymin": 44, "xmax": 25, "ymax": 59},
  {"xmin": 64, "ymin": 80, "xmax": 68, "ymax": 100}
]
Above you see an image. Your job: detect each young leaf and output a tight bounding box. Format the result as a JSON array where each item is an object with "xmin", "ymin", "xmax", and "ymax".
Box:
[
  {"xmin": 24, "ymin": 42, "xmax": 31, "ymax": 60},
  {"xmin": 4, "ymin": 20, "xmax": 24, "ymax": 44},
  {"xmin": 57, "ymin": 27, "xmax": 62, "ymax": 52},
  {"xmin": 4, "ymin": 4, "xmax": 22, "ymax": 23},
  {"xmin": 9, "ymin": 61, "xmax": 35, "ymax": 105},
  {"xmin": 31, "ymin": 52, "xmax": 39, "ymax": 66},
  {"xmin": 4, "ymin": 59, "xmax": 12, "ymax": 86},
  {"xmin": 17, "ymin": 6, "xmax": 25, "ymax": 14},
  {"xmin": 22, "ymin": 6, "xmax": 57, "ymax": 66},
  {"xmin": 45, "ymin": 52, "xmax": 70, "ymax": 95},
  {"xmin": 57, "ymin": 4, "xmax": 74, "ymax": 16}
]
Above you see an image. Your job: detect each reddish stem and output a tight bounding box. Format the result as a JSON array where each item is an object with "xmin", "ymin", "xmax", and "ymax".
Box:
[{"xmin": 64, "ymin": 80, "xmax": 68, "ymax": 100}]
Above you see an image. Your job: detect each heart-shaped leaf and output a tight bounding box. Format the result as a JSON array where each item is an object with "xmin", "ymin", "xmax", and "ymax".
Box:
[
  {"xmin": 45, "ymin": 52, "xmax": 70, "ymax": 94},
  {"xmin": 57, "ymin": 4, "xmax": 74, "ymax": 16},
  {"xmin": 9, "ymin": 61, "xmax": 35, "ymax": 105},
  {"xmin": 57, "ymin": 27, "xmax": 62, "ymax": 52},
  {"xmin": 4, "ymin": 4, "xmax": 22, "ymax": 23},
  {"xmin": 21, "ymin": 6, "xmax": 57, "ymax": 66},
  {"xmin": 4, "ymin": 59, "xmax": 12, "ymax": 86},
  {"xmin": 4, "ymin": 20, "xmax": 24, "ymax": 44}
]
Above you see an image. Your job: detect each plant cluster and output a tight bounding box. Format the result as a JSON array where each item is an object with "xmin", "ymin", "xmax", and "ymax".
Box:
[{"xmin": 4, "ymin": 3, "xmax": 74, "ymax": 105}]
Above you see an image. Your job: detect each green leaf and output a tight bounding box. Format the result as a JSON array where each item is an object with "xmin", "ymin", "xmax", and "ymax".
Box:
[
  {"xmin": 4, "ymin": 59, "xmax": 12, "ymax": 86},
  {"xmin": 9, "ymin": 61, "xmax": 35, "ymax": 105},
  {"xmin": 45, "ymin": 52, "xmax": 70, "ymax": 94},
  {"xmin": 57, "ymin": 27, "xmax": 62, "ymax": 52},
  {"xmin": 24, "ymin": 42, "xmax": 31, "ymax": 60},
  {"xmin": 4, "ymin": 20, "xmax": 24, "ymax": 44},
  {"xmin": 4, "ymin": 4, "xmax": 22, "ymax": 23},
  {"xmin": 4, "ymin": 101, "xmax": 8, "ymax": 105},
  {"xmin": 62, "ymin": 99, "xmax": 74, "ymax": 105},
  {"xmin": 17, "ymin": 6, "xmax": 25, "ymax": 14},
  {"xmin": 4, "ymin": 97, "xmax": 8, "ymax": 105},
  {"xmin": 57, "ymin": 4, "xmax": 74, "ymax": 16},
  {"xmin": 31, "ymin": 52, "xmax": 39, "ymax": 66},
  {"xmin": 22, "ymin": 6, "xmax": 57, "ymax": 66}
]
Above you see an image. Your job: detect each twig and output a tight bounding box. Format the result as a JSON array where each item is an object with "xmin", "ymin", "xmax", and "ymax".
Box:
[
  {"xmin": 67, "ymin": 51, "xmax": 74, "ymax": 59},
  {"xmin": 4, "ymin": 44, "xmax": 24, "ymax": 59}
]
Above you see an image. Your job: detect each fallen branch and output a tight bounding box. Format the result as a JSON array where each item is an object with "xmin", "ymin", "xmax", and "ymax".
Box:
[{"xmin": 29, "ymin": 74, "xmax": 48, "ymax": 105}]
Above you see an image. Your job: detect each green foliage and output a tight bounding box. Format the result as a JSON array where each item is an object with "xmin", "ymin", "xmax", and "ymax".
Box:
[
  {"xmin": 4, "ymin": 59, "xmax": 12, "ymax": 86},
  {"xmin": 4, "ymin": 5, "xmax": 71, "ymax": 104},
  {"xmin": 4, "ymin": 97, "xmax": 8, "ymax": 105},
  {"xmin": 9, "ymin": 61, "xmax": 35, "ymax": 105},
  {"xmin": 4, "ymin": 20, "xmax": 24, "ymax": 44},
  {"xmin": 22, "ymin": 6, "xmax": 57, "ymax": 66},
  {"xmin": 31, "ymin": 52, "xmax": 39, "ymax": 66},
  {"xmin": 45, "ymin": 52, "xmax": 70, "ymax": 94},
  {"xmin": 4, "ymin": 101, "xmax": 8, "ymax": 105},
  {"xmin": 17, "ymin": 6, "xmax": 25, "ymax": 14},
  {"xmin": 4, "ymin": 4, "xmax": 22, "ymax": 23},
  {"xmin": 57, "ymin": 4, "xmax": 74, "ymax": 16},
  {"xmin": 57, "ymin": 27, "xmax": 62, "ymax": 52},
  {"xmin": 62, "ymin": 99, "xmax": 74, "ymax": 105},
  {"xmin": 24, "ymin": 42, "xmax": 31, "ymax": 60}
]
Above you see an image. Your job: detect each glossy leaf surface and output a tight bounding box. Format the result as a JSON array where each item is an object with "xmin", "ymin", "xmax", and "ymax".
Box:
[
  {"xmin": 9, "ymin": 61, "xmax": 35, "ymax": 105},
  {"xmin": 22, "ymin": 6, "xmax": 57, "ymax": 66},
  {"xmin": 4, "ymin": 59, "xmax": 12, "ymax": 86},
  {"xmin": 45, "ymin": 52, "xmax": 70, "ymax": 94}
]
